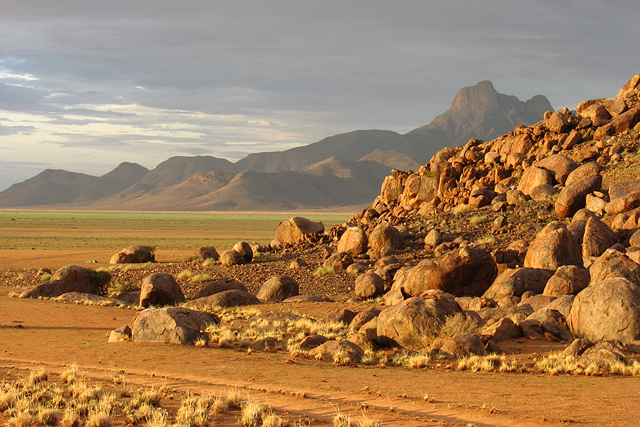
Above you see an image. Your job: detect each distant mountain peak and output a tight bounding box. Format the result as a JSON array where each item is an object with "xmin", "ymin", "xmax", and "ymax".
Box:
[{"xmin": 450, "ymin": 80, "xmax": 499, "ymax": 112}]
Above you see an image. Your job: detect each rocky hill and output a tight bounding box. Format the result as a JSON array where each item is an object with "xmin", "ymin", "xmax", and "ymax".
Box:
[{"xmin": 0, "ymin": 81, "xmax": 552, "ymax": 210}]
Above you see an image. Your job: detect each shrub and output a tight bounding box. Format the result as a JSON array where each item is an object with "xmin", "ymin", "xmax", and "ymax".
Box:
[
  {"xmin": 437, "ymin": 312, "xmax": 479, "ymax": 338},
  {"xmin": 451, "ymin": 204, "xmax": 472, "ymax": 215},
  {"xmin": 469, "ymin": 215, "xmax": 488, "ymax": 226},
  {"xmin": 313, "ymin": 266, "xmax": 335, "ymax": 276}
]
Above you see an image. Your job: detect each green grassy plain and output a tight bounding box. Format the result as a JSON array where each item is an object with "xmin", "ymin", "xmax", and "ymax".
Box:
[{"xmin": 0, "ymin": 211, "xmax": 350, "ymax": 268}]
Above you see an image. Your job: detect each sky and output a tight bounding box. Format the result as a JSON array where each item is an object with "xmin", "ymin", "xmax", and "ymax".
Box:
[{"xmin": 0, "ymin": 1, "xmax": 639, "ymax": 191}]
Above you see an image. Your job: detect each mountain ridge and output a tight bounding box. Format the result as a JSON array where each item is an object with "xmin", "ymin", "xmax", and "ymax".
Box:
[{"xmin": 0, "ymin": 80, "xmax": 553, "ymax": 210}]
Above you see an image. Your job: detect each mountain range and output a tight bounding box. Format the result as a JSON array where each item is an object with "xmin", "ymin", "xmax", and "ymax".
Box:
[{"xmin": 0, "ymin": 81, "xmax": 553, "ymax": 211}]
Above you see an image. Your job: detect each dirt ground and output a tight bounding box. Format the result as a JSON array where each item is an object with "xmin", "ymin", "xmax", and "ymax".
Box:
[{"xmin": 1, "ymin": 286, "xmax": 637, "ymax": 427}]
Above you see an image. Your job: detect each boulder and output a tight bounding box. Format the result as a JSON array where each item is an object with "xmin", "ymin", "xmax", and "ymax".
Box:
[
  {"xmin": 517, "ymin": 166, "xmax": 554, "ymax": 196},
  {"xmin": 354, "ymin": 272, "xmax": 385, "ymax": 299},
  {"xmin": 308, "ymin": 340, "xmax": 364, "ymax": 363},
  {"xmin": 564, "ymin": 162, "xmax": 603, "ymax": 187},
  {"xmin": 578, "ymin": 340, "xmax": 628, "ymax": 368},
  {"xmin": 569, "ymin": 277, "xmax": 640, "ymax": 343},
  {"xmin": 394, "ymin": 247, "xmax": 497, "ymax": 297},
  {"xmin": 376, "ymin": 294, "xmax": 462, "ymax": 350},
  {"xmin": 196, "ymin": 246, "xmax": 219, "ymax": 261},
  {"xmin": 605, "ymin": 191, "xmax": 640, "ymax": 216},
  {"xmin": 424, "ymin": 229, "xmax": 444, "ymax": 248},
  {"xmin": 275, "ymin": 217, "xmax": 324, "ymax": 245},
  {"xmin": 132, "ymin": 307, "xmax": 219, "ymax": 345},
  {"xmin": 299, "ymin": 335, "xmax": 329, "ymax": 351},
  {"xmin": 108, "ymin": 325, "xmax": 132, "ymax": 343},
  {"xmin": 380, "ymin": 173, "xmax": 406, "ymax": 204},
  {"xmin": 582, "ymin": 217, "xmax": 617, "ymax": 258},
  {"xmin": 431, "ymin": 332, "xmax": 487, "ymax": 358},
  {"xmin": 546, "ymin": 295, "xmax": 575, "ymax": 320},
  {"xmin": 109, "ymin": 245, "xmax": 155, "ymax": 264},
  {"xmin": 368, "ymin": 222, "xmax": 403, "ymax": 254},
  {"xmin": 483, "ymin": 268, "xmax": 554, "ymax": 299},
  {"xmin": 349, "ymin": 308, "xmax": 381, "ymax": 333},
  {"xmin": 256, "ymin": 276, "xmax": 299, "ymax": 302},
  {"xmin": 480, "ymin": 317, "xmax": 522, "ymax": 342},
  {"xmin": 337, "ymin": 225, "xmax": 368, "ymax": 256},
  {"xmin": 543, "ymin": 265, "xmax": 590, "ymax": 296},
  {"xmin": 545, "ymin": 110, "xmax": 571, "ymax": 133},
  {"xmin": 588, "ymin": 249, "xmax": 640, "ymax": 285},
  {"xmin": 139, "ymin": 273, "xmax": 185, "ymax": 308},
  {"xmin": 323, "ymin": 252, "xmax": 353, "ymax": 271},
  {"xmin": 325, "ymin": 309, "xmax": 357, "ymax": 325},
  {"xmin": 529, "ymin": 184, "xmax": 557, "ymax": 202},
  {"xmin": 524, "ymin": 221, "xmax": 583, "ymax": 269},
  {"xmin": 19, "ymin": 265, "xmax": 107, "ymax": 299},
  {"xmin": 193, "ymin": 279, "xmax": 248, "ymax": 299},
  {"xmin": 232, "ymin": 242, "xmax": 253, "ymax": 263},
  {"xmin": 555, "ymin": 175, "xmax": 602, "ymax": 218},
  {"xmin": 182, "ymin": 290, "xmax": 260, "ymax": 310},
  {"xmin": 219, "ymin": 250, "xmax": 246, "ymax": 266},
  {"xmin": 536, "ymin": 154, "xmax": 577, "ymax": 185},
  {"xmin": 398, "ymin": 173, "xmax": 438, "ymax": 209}
]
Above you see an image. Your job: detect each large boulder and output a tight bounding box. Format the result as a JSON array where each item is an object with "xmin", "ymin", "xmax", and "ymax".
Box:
[
  {"xmin": 394, "ymin": 247, "xmax": 497, "ymax": 297},
  {"xmin": 581, "ymin": 217, "xmax": 617, "ymax": 258},
  {"xmin": 182, "ymin": 290, "xmax": 260, "ymax": 310},
  {"xmin": 517, "ymin": 166, "xmax": 554, "ymax": 196},
  {"xmin": 536, "ymin": 154, "xmax": 578, "ymax": 185},
  {"xmin": 193, "ymin": 279, "xmax": 248, "ymax": 299},
  {"xmin": 555, "ymin": 175, "xmax": 602, "ymax": 218},
  {"xmin": 398, "ymin": 173, "xmax": 438, "ymax": 209},
  {"xmin": 139, "ymin": 273, "xmax": 185, "ymax": 308},
  {"xmin": 588, "ymin": 249, "xmax": 640, "ymax": 285},
  {"xmin": 274, "ymin": 217, "xmax": 324, "ymax": 245},
  {"xmin": 483, "ymin": 268, "xmax": 554, "ymax": 299},
  {"xmin": 109, "ymin": 245, "xmax": 155, "ymax": 264},
  {"xmin": 524, "ymin": 222, "xmax": 582, "ymax": 270},
  {"xmin": 337, "ymin": 225, "xmax": 368, "ymax": 256},
  {"xmin": 376, "ymin": 293, "xmax": 462, "ymax": 350},
  {"xmin": 132, "ymin": 307, "xmax": 219, "ymax": 345},
  {"xmin": 19, "ymin": 265, "xmax": 107, "ymax": 298},
  {"xmin": 256, "ymin": 276, "xmax": 299, "ymax": 302},
  {"xmin": 368, "ymin": 222, "xmax": 403, "ymax": 254},
  {"xmin": 569, "ymin": 277, "xmax": 640, "ymax": 343}
]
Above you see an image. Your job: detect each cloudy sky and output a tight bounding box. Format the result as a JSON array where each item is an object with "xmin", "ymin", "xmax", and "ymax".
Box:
[{"xmin": 0, "ymin": 1, "xmax": 638, "ymax": 191}]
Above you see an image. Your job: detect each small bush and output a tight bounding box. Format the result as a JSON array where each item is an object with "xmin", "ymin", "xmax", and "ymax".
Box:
[
  {"xmin": 190, "ymin": 274, "xmax": 213, "ymax": 283},
  {"xmin": 451, "ymin": 204, "xmax": 472, "ymax": 215},
  {"xmin": 88, "ymin": 269, "xmax": 112, "ymax": 296},
  {"xmin": 477, "ymin": 234, "xmax": 497, "ymax": 245},
  {"xmin": 313, "ymin": 265, "xmax": 335, "ymax": 276},
  {"xmin": 437, "ymin": 312, "xmax": 479, "ymax": 338},
  {"xmin": 469, "ymin": 215, "xmax": 488, "ymax": 226}
]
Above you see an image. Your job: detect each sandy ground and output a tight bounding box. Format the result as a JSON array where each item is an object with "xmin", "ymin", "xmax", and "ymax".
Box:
[{"xmin": 0, "ymin": 286, "xmax": 635, "ymax": 427}]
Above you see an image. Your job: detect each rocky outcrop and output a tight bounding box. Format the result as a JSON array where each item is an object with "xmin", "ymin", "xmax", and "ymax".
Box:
[{"xmin": 182, "ymin": 290, "xmax": 260, "ymax": 310}]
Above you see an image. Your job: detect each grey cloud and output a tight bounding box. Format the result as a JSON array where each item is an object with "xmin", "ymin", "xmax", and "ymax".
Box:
[{"xmin": 0, "ymin": 123, "xmax": 36, "ymax": 136}]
